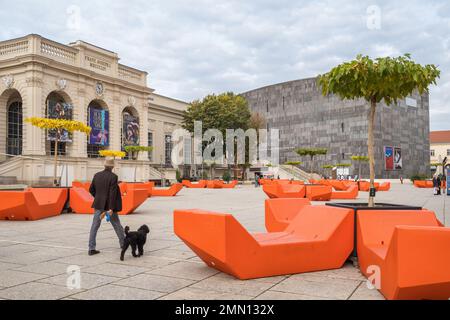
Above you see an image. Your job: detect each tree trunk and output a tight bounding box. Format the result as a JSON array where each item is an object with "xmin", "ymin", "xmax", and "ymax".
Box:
[
  {"xmin": 310, "ymin": 155, "xmax": 314, "ymax": 177},
  {"xmin": 368, "ymin": 98, "xmax": 377, "ymax": 207},
  {"xmin": 358, "ymin": 162, "xmax": 362, "ymax": 181},
  {"xmin": 53, "ymin": 130, "xmax": 59, "ymax": 186}
]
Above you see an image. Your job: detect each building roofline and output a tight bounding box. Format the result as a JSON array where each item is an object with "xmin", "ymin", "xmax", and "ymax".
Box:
[
  {"xmin": 240, "ymin": 76, "xmax": 319, "ymax": 95},
  {"xmin": 150, "ymin": 92, "xmax": 189, "ymax": 105}
]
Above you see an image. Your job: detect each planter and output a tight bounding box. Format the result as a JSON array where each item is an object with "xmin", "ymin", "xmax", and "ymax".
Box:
[{"xmin": 326, "ymin": 203, "xmax": 423, "ymax": 258}]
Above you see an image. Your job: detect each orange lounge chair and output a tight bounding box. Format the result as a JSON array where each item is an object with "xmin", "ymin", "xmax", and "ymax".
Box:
[
  {"xmin": 413, "ymin": 180, "xmax": 434, "ymax": 188},
  {"xmin": 262, "ymin": 184, "xmax": 306, "ymax": 199},
  {"xmin": 218, "ymin": 180, "xmax": 238, "ymax": 189},
  {"xmin": 0, "ymin": 188, "xmax": 68, "ymax": 221},
  {"xmin": 152, "ymin": 183, "xmax": 184, "ymax": 196},
  {"xmin": 305, "ymin": 185, "xmax": 332, "ymax": 201},
  {"xmin": 329, "ymin": 180, "xmax": 349, "ymax": 191},
  {"xmin": 331, "ymin": 185, "xmax": 359, "ymax": 200},
  {"xmin": 70, "ymin": 183, "xmax": 148, "ymax": 215},
  {"xmin": 141, "ymin": 181, "xmax": 155, "ymax": 196},
  {"xmin": 265, "ymin": 198, "xmax": 312, "ymax": 232},
  {"xmin": 205, "ymin": 180, "xmax": 222, "ymax": 189},
  {"xmin": 182, "ymin": 180, "xmax": 207, "ymax": 189},
  {"xmin": 358, "ymin": 181, "xmax": 380, "ymax": 191},
  {"xmin": 357, "ymin": 210, "xmax": 450, "ymax": 300},
  {"xmin": 377, "ymin": 182, "xmax": 391, "ymax": 191},
  {"xmin": 72, "ymin": 181, "xmax": 91, "ymax": 191},
  {"xmin": 174, "ymin": 205, "xmax": 354, "ymax": 279}
]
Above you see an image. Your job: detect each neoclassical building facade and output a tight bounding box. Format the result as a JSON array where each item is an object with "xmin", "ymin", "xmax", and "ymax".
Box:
[{"xmin": 0, "ymin": 34, "xmax": 187, "ymax": 185}]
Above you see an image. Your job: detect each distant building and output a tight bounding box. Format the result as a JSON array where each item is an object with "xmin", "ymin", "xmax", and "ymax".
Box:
[
  {"xmin": 430, "ymin": 130, "xmax": 450, "ymax": 174},
  {"xmin": 241, "ymin": 78, "xmax": 430, "ymax": 179},
  {"xmin": 0, "ymin": 34, "xmax": 188, "ymax": 185}
]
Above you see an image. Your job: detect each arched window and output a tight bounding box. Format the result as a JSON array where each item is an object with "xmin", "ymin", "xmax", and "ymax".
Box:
[
  {"xmin": 45, "ymin": 92, "xmax": 73, "ymax": 156},
  {"xmin": 7, "ymin": 101, "xmax": 23, "ymax": 156},
  {"xmin": 87, "ymin": 100, "xmax": 109, "ymax": 158}
]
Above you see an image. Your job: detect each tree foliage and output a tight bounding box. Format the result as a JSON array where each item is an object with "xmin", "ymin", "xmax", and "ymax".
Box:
[
  {"xmin": 351, "ymin": 155, "xmax": 370, "ymax": 162},
  {"xmin": 99, "ymin": 150, "xmax": 126, "ymax": 159},
  {"xmin": 318, "ymin": 54, "xmax": 440, "ymax": 105},
  {"xmin": 296, "ymin": 148, "xmax": 328, "ymax": 158},
  {"xmin": 183, "ymin": 92, "xmax": 251, "ymax": 134}
]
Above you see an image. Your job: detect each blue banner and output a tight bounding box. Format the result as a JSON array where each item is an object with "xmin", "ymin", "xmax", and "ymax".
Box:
[{"xmin": 89, "ymin": 108, "xmax": 109, "ymax": 146}]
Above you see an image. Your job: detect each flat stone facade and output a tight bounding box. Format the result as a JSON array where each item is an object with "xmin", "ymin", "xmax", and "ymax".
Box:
[{"xmin": 241, "ymin": 78, "xmax": 430, "ymax": 179}]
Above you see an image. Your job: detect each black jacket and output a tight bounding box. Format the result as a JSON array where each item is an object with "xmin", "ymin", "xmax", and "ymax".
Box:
[{"xmin": 89, "ymin": 169, "xmax": 122, "ymax": 212}]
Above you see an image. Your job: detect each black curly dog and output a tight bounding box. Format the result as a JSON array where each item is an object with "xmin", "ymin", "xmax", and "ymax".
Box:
[{"xmin": 120, "ymin": 225, "xmax": 150, "ymax": 261}]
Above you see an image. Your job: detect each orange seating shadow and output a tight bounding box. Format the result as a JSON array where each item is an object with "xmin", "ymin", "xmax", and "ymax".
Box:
[
  {"xmin": 0, "ymin": 188, "xmax": 68, "ymax": 221},
  {"xmin": 174, "ymin": 205, "xmax": 354, "ymax": 279},
  {"xmin": 305, "ymin": 185, "xmax": 332, "ymax": 201},
  {"xmin": 357, "ymin": 210, "xmax": 450, "ymax": 300},
  {"xmin": 70, "ymin": 183, "xmax": 148, "ymax": 215},
  {"xmin": 413, "ymin": 180, "xmax": 434, "ymax": 188},
  {"xmin": 265, "ymin": 198, "xmax": 312, "ymax": 232},
  {"xmin": 331, "ymin": 185, "xmax": 359, "ymax": 200},
  {"xmin": 263, "ymin": 184, "xmax": 306, "ymax": 199},
  {"xmin": 152, "ymin": 183, "xmax": 184, "ymax": 196},
  {"xmin": 182, "ymin": 180, "xmax": 207, "ymax": 189}
]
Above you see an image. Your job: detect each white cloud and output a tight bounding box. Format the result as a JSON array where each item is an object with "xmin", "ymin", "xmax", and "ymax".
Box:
[{"xmin": 1, "ymin": 0, "xmax": 449, "ymax": 129}]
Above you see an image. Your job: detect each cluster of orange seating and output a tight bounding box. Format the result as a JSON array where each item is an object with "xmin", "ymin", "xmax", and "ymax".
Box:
[
  {"xmin": 70, "ymin": 182, "xmax": 148, "ymax": 215},
  {"xmin": 175, "ymin": 197, "xmax": 450, "ymax": 299},
  {"xmin": 174, "ymin": 199, "xmax": 354, "ymax": 280},
  {"xmin": 182, "ymin": 180, "xmax": 207, "ymax": 189},
  {"xmin": 182, "ymin": 180, "xmax": 238, "ymax": 189},
  {"xmin": 152, "ymin": 183, "xmax": 184, "ymax": 197},
  {"xmin": 413, "ymin": 180, "xmax": 434, "ymax": 188},
  {"xmin": 0, "ymin": 188, "xmax": 68, "ymax": 221}
]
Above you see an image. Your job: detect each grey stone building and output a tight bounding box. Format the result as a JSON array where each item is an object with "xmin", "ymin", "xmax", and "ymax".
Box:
[{"xmin": 241, "ymin": 77, "xmax": 430, "ymax": 179}]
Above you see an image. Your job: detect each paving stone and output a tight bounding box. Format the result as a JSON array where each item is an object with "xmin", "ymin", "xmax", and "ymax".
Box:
[
  {"xmin": 0, "ymin": 261, "xmax": 24, "ymax": 271},
  {"xmin": 349, "ymin": 282, "xmax": 385, "ymax": 300},
  {"xmin": 39, "ymin": 272, "xmax": 121, "ymax": 290},
  {"xmin": 159, "ymin": 287, "xmax": 253, "ymax": 300},
  {"xmin": 13, "ymin": 261, "xmax": 74, "ymax": 276},
  {"xmin": 147, "ymin": 261, "xmax": 219, "ymax": 281},
  {"xmin": 115, "ymin": 255, "xmax": 177, "ymax": 269},
  {"xmin": 255, "ymin": 290, "xmax": 333, "ymax": 300},
  {"xmin": 190, "ymin": 274, "xmax": 275, "ymax": 297},
  {"xmin": 114, "ymin": 274, "xmax": 194, "ymax": 293},
  {"xmin": 51, "ymin": 253, "xmax": 116, "ymax": 266},
  {"xmin": 271, "ymin": 274, "xmax": 362, "ymax": 300},
  {"xmin": 0, "ymin": 270, "xmax": 48, "ymax": 288},
  {"xmin": 0, "ymin": 282, "xmax": 83, "ymax": 300},
  {"xmin": 149, "ymin": 248, "xmax": 197, "ymax": 260},
  {"xmin": 69, "ymin": 284, "xmax": 164, "ymax": 300},
  {"xmin": 83, "ymin": 263, "xmax": 149, "ymax": 278}
]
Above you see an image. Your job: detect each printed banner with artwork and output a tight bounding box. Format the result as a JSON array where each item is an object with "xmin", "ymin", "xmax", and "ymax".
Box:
[
  {"xmin": 88, "ymin": 108, "xmax": 109, "ymax": 146},
  {"xmin": 122, "ymin": 113, "xmax": 140, "ymax": 146},
  {"xmin": 394, "ymin": 147, "xmax": 402, "ymax": 170},
  {"xmin": 47, "ymin": 100, "xmax": 73, "ymax": 142},
  {"xmin": 384, "ymin": 146, "xmax": 394, "ymax": 171}
]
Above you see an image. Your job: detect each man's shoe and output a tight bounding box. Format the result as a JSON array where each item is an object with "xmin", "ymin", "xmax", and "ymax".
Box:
[{"xmin": 88, "ymin": 250, "xmax": 100, "ymax": 256}]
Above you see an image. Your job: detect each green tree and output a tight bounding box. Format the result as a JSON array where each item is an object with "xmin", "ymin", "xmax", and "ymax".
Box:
[
  {"xmin": 351, "ymin": 155, "xmax": 370, "ymax": 180},
  {"xmin": 322, "ymin": 164, "xmax": 334, "ymax": 178},
  {"xmin": 183, "ymin": 92, "xmax": 251, "ymax": 179},
  {"xmin": 296, "ymin": 148, "xmax": 328, "ymax": 176},
  {"xmin": 319, "ymin": 54, "xmax": 440, "ymax": 206}
]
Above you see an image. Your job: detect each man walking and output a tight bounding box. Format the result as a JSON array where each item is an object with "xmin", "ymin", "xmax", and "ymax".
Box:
[{"xmin": 88, "ymin": 158, "xmax": 124, "ymax": 256}]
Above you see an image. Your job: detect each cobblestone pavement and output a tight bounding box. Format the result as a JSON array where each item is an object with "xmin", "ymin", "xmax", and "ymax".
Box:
[{"xmin": 0, "ymin": 182, "xmax": 447, "ymax": 300}]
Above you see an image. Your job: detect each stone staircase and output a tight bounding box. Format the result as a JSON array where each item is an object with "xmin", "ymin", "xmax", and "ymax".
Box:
[{"xmin": 279, "ymin": 165, "xmax": 321, "ymax": 181}]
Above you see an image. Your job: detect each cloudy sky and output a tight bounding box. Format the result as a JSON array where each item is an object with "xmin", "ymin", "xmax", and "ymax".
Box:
[{"xmin": 1, "ymin": 0, "xmax": 449, "ymax": 129}]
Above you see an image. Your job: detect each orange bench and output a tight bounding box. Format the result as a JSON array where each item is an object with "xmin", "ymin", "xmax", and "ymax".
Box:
[
  {"xmin": 413, "ymin": 180, "xmax": 434, "ymax": 188},
  {"xmin": 182, "ymin": 180, "xmax": 207, "ymax": 189},
  {"xmin": 377, "ymin": 182, "xmax": 391, "ymax": 191},
  {"xmin": 174, "ymin": 205, "xmax": 354, "ymax": 279},
  {"xmin": 70, "ymin": 183, "xmax": 148, "ymax": 215},
  {"xmin": 216, "ymin": 180, "xmax": 238, "ymax": 189},
  {"xmin": 357, "ymin": 210, "xmax": 450, "ymax": 300},
  {"xmin": 329, "ymin": 180, "xmax": 350, "ymax": 191},
  {"xmin": 72, "ymin": 181, "xmax": 91, "ymax": 191},
  {"xmin": 265, "ymin": 198, "xmax": 312, "ymax": 232},
  {"xmin": 358, "ymin": 181, "xmax": 380, "ymax": 191},
  {"xmin": 0, "ymin": 188, "xmax": 68, "ymax": 221},
  {"xmin": 141, "ymin": 181, "xmax": 155, "ymax": 196},
  {"xmin": 331, "ymin": 185, "xmax": 359, "ymax": 200},
  {"xmin": 263, "ymin": 184, "xmax": 306, "ymax": 199},
  {"xmin": 152, "ymin": 183, "xmax": 184, "ymax": 196},
  {"xmin": 305, "ymin": 185, "xmax": 332, "ymax": 201}
]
